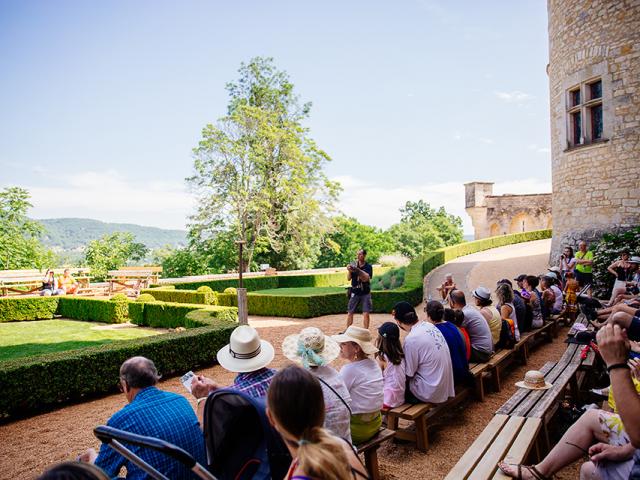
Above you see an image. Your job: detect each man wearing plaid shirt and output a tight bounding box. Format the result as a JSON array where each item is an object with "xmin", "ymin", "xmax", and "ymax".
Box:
[{"xmin": 80, "ymin": 357, "xmax": 206, "ymax": 479}]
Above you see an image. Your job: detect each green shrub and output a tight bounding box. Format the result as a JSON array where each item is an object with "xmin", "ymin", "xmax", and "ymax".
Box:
[
  {"xmin": 128, "ymin": 301, "xmax": 145, "ymax": 325},
  {"xmin": 140, "ymin": 287, "xmax": 212, "ymax": 305},
  {"xmin": 131, "ymin": 302, "xmax": 238, "ymax": 329},
  {"xmin": 136, "ymin": 293, "xmax": 156, "ymax": 303},
  {"xmin": 173, "ymin": 277, "xmax": 279, "ymax": 292},
  {"xmin": 216, "ymin": 293, "xmax": 237, "ymax": 307},
  {"xmin": 57, "ymin": 297, "xmax": 129, "ymax": 324},
  {"xmin": 111, "ymin": 293, "xmax": 128, "ymax": 302},
  {"xmin": 223, "ymin": 287, "xmax": 237, "ymax": 295},
  {"xmin": 592, "ymin": 227, "xmax": 640, "ymax": 297},
  {"xmin": 196, "ymin": 286, "xmax": 217, "ymax": 305},
  {"xmin": 0, "ymin": 297, "xmax": 59, "ymax": 322},
  {"xmin": 0, "ymin": 319, "xmax": 236, "ymax": 417}
]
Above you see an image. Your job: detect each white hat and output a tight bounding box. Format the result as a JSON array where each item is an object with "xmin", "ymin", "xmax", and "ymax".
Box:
[
  {"xmin": 472, "ymin": 286, "xmax": 492, "ymax": 301},
  {"xmin": 332, "ymin": 326, "xmax": 378, "ymax": 355},
  {"xmin": 545, "ymin": 271, "xmax": 558, "ymax": 280},
  {"xmin": 629, "ymin": 256, "xmax": 640, "ymax": 264},
  {"xmin": 548, "ymin": 266, "xmax": 561, "ymax": 273},
  {"xmin": 515, "ymin": 370, "xmax": 552, "ymax": 390},
  {"xmin": 217, "ymin": 325, "xmax": 274, "ymax": 373},
  {"xmin": 282, "ymin": 327, "xmax": 340, "ymax": 368}
]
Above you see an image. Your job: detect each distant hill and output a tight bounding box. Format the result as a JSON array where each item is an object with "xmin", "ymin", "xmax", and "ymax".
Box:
[{"xmin": 38, "ymin": 218, "xmax": 187, "ymax": 252}]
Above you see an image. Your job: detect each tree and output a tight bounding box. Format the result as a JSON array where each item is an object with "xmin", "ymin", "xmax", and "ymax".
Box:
[
  {"xmin": 0, "ymin": 187, "xmax": 54, "ymax": 269},
  {"xmin": 388, "ymin": 200, "xmax": 464, "ymax": 259},
  {"xmin": 188, "ymin": 57, "xmax": 340, "ymax": 271},
  {"xmin": 316, "ymin": 216, "xmax": 395, "ymax": 268},
  {"xmin": 84, "ymin": 232, "xmax": 148, "ymax": 281},
  {"xmin": 152, "ymin": 246, "xmax": 209, "ymax": 279}
]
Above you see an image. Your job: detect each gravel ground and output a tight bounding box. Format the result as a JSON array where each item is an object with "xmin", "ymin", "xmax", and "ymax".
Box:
[{"xmin": 0, "ymin": 239, "xmax": 581, "ymax": 479}]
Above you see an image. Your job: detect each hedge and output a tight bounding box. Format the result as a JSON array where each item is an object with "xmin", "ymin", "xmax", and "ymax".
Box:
[
  {"xmin": 140, "ymin": 287, "xmax": 216, "ymax": 305},
  {"xmin": 56, "ymin": 296, "xmax": 130, "ymax": 324},
  {"xmin": 0, "ymin": 319, "xmax": 237, "ymax": 417},
  {"xmin": 0, "ymin": 297, "xmax": 59, "ymax": 322},
  {"xmin": 171, "ymin": 276, "xmax": 279, "ymax": 292},
  {"xmin": 130, "ymin": 301, "xmax": 238, "ymax": 329}
]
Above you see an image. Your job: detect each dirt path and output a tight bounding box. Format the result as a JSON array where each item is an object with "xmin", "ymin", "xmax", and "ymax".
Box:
[{"xmin": 1, "ymin": 239, "xmax": 580, "ymax": 479}]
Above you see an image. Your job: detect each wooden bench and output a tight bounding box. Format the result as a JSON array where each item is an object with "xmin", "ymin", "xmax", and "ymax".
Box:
[
  {"xmin": 514, "ymin": 321, "xmax": 555, "ymax": 364},
  {"xmin": 122, "ymin": 266, "xmax": 162, "ymax": 285},
  {"xmin": 356, "ymin": 428, "xmax": 395, "ymax": 480},
  {"xmin": 0, "ymin": 268, "xmax": 93, "ymax": 296},
  {"xmin": 107, "ymin": 269, "xmax": 158, "ymax": 296},
  {"xmin": 445, "ymin": 414, "xmax": 542, "ymax": 479},
  {"xmin": 387, "ymin": 388, "xmax": 470, "ymax": 451},
  {"xmin": 469, "ymin": 362, "xmax": 491, "ymax": 401}
]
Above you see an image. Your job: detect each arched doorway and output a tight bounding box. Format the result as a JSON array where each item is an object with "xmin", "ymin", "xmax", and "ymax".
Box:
[
  {"xmin": 509, "ymin": 212, "xmax": 535, "ymax": 234},
  {"xmin": 489, "ymin": 223, "xmax": 501, "ymax": 237}
]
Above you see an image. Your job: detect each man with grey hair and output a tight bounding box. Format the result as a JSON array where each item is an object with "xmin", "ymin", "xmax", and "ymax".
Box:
[
  {"xmin": 437, "ymin": 273, "xmax": 456, "ymax": 304},
  {"xmin": 79, "ymin": 356, "xmax": 205, "ymax": 479}
]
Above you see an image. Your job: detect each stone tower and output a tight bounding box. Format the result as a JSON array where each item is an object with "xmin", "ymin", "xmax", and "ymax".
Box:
[{"xmin": 548, "ymin": 0, "xmax": 640, "ymax": 260}]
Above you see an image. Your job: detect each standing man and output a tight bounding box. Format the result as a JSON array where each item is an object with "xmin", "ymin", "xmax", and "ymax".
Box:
[
  {"xmin": 346, "ymin": 249, "xmax": 373, "ymax": 330},
  {"xmin": 575, "ymin": 240, "xmax": 594, "ymax": 296}
]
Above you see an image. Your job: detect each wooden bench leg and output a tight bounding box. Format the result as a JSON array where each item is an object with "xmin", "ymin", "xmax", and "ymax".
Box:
[
  {"xmin": 364, "ymin": 447, "xmax": 380, "ymax": 480},
  {"xmin": 415, "ymin": 415, "xmax": 428, "ymax": 452},
  {"xmin": 492, "ymin": 367, "xmax": 502, "ymax": 392},
  {"xmin": 474, "ymin": 375, "xmax": 485, "ymax": 402},
  {"xmin": 387, "ymin": 413, "xmax": 399, "ymax": 431}
]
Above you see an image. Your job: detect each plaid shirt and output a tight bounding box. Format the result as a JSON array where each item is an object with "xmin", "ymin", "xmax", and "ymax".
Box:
[
  {"xmin": 95, "ymin": 387, "xmax": 206, "ymax": 479},
  {"xmin": 231, "ymin": 368, "xmax": 276, "ymax": 399}
]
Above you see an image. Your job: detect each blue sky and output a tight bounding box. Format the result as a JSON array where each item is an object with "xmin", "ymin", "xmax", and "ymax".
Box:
[{"xmin": 0, "ymin": 0, "xmax": 552, "ymax": 233}]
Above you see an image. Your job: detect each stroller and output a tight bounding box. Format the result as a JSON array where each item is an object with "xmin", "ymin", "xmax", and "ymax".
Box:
[{"xmin": 94, "ymin": 389, "xmax": 291, "ymax": 480}]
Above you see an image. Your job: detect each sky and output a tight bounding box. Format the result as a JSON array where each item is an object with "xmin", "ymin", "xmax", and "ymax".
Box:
[{"xmin": 0, "ymin": 0, "xmax": 552, "ymax": 234}]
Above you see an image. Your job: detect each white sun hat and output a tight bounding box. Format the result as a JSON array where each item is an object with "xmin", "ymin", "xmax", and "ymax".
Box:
[
  {"xmin": 282, "ymin": 327, "xmax": 340, "ymax": 368},
  {"xmin": 217, "ymin": 325, "xmax": 275, "ymax": 373},
  {"xmin": 515, "ymin": 370, "xmax": 552, "ymax": 390},
  {"xmin": 331, "ymin": 326, "xmax": 378, "ymax": 356}
]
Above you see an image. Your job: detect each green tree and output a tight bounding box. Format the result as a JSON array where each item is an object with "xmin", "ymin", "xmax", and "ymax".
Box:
[
  {"xmin": 315, "ymin": 216, "xmax": 395, "ymax": 268},
  {"xmin": 84, "ymin": 232, "xmax": 148, "ymax": 281},
  {"xmin": 152, "ymin": 246, "xmax": 209, "ymax": 278},
  {"xmin": 188, "ymin": 57, "xmax": 340, "ymax": 271},
  {"xmin": 388, "ymin": 200, "xmax": 464, "ymax": 259},
  {"xmin": 0, "ymin": 187, "xmax": 54, "ymax": 269}
]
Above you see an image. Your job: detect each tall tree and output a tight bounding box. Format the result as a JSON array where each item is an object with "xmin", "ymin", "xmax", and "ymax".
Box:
[
  {"xmin": 84, "ymin": 232, "xmax": 148, "ymax": 281},
  {"xmin": 0, "ymin": 187, "xmax": 54, "ymax": 269},
  {"xmin": 188, "ymin": 57, "xmax": 339, "ymax": 271}
]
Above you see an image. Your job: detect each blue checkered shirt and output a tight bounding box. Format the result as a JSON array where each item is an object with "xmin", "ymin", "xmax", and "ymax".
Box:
[
  {"xmin": 231, "ymin": 368, "xmax": 276, "ymax": 399},
  {"xmin": 95, "ymin": 387, "xmax": 206, "ymax": 479}
]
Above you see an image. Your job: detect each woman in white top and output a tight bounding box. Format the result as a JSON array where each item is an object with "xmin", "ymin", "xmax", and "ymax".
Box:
[
  {"xmin": 559, "ymin": 246, "xmax": 577, "ymax": 283},
  {"xmin": 496, "ymin": 283, "xmax": 520, "ymax": 342},
  {"xmin": 332, "ymin": 326, "xmax": 384, "ymax": 445},
  {"xmin": 282, "ymin": 327, "xmax": 352, "ymax": 443}
]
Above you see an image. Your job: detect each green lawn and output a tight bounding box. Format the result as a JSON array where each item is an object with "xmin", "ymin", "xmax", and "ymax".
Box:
[
  {"xmin": 0, "ymin": 319, "xmax": 162, "ymax": 362},
  {"xmin": 251, "ymin": 286, "xmax": 345, "ymax": 296}
]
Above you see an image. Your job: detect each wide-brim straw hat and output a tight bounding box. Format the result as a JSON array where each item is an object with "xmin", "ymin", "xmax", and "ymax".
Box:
[
  {"xmin": 217, "ymin": 325, "xmax": 275, "ymax": 373},
  {"xmin": 515, "ymin": 370, "xmax": 552, "ymax": 390},
  {"xmin": 332, "ymin": 326, "xmax": 378, "ymax": 355},
  {"xmin": 282, "ymin": 327, "xmax": 340, "ymax": 367}
]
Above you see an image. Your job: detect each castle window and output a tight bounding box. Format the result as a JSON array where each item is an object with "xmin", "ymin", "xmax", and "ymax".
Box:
[{"xmin": 566, "ymin": 78, "xmax": 605, "ymax": 148}]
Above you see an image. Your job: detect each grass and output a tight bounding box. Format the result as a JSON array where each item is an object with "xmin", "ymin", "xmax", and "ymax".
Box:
[
  {"xmin": 0, "ymin": 319, "xmax": 163, "ymax": 362},
  {"xmin": 251, "ymin": 286, "xmax": 346, "ymax": 296}
]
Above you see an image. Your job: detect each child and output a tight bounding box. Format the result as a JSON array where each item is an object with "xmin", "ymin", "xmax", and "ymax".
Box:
[
  {"xmin": 562, "ymin": 271, "xmax": 579, "ymax": 322},
  {"xmin": 444, "ymin": 308, "xmax": 471, "ymax": 361},
  {"xmin": 375, "ymin": 322, "xmax": 405, "ymax": 409}
]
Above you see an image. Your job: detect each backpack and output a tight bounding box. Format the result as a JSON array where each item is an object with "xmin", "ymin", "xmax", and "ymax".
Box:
[
  {"xmin": 203, "ymin": 389, "xmax": 291, "ymax": 480},
  {"xmin": 496, "ymin": 318, "xmax": 516, "ymax": 350}
]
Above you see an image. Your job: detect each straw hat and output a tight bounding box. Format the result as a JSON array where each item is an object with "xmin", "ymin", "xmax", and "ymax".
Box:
[
  {"xmin": 332, "ymin": 326, "xmax": 378, "ymax": 355},
  {"xmin": 282, "ymin": 327, "xmax": 340, "ymax": 368},
  {"xmin": 217, "ymin": 325, "xmax": 274, "ymax": 373},
  {"xmin": 472, "ymin": 286, "xmax": 492, "ymax": 301},
  {"xmin": 515, "ymin": 370, "xmax": 552, "ymax": 390}
]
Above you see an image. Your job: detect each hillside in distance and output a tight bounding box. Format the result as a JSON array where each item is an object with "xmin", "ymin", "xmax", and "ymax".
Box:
[{"xmin": 38, "ymin": 218, "xmax": 187, "ymax": 252}]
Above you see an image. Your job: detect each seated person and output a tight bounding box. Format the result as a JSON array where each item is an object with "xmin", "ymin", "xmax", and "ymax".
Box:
[
  {"xmin": 498, "ymin": 279, "xmax": 528, "ymax": 333},
  {"xmin": 191, "ymin": 325, "xmax": 276, "ymax": 422},
  {"xmin": 79, "ymin": 357, "xmax": 206, "ymax": 479},
  {"xmin": 267, "ymin": 365, "xmax": 368, "ymax": 480},
  {"xmin": 437, "ymin": 273, "xmax": 456, "ymax": 303},
  {"xmin": 392, "ymin": 301, "xmax": 455, "ymax": 404},
  {"xmin": 375, "ymin": 322, "xmax": 406, "ymax": 410},
  {"xmin": 425, "ymin": 300, "xmax": 470, "ymax": 385},
  {"xmin": 444, "ymin": 308, "xmax": 471, "ymax": 360},
  {"xmin": 544, "ymin": 272, "xmax": 564, "ymax": 314},
  {"xmin": 540, "ymin": 276, "xmax": 559, "ymax": 318},
  {"xmin": 331, "ymin": 326, "xmax": 384, "ymax": 444},
  {"xmin": 523, "ymin": 276, "xmax": 544, "ymax": 329},
  {"xmin": 282, "ymin": 326, "xmax": 352, "ymax": 443},
  {"xmin": 58, "ymin": 269, "xmax": 79, "ymax": 294},
  {"xmin": 41, "ymin": 269, "xmax": 64, "ymax": 296},
  {"xmin": 450, "ymin": 290, "xmax": 494, "ymax": 362},
  {"xmin": 472, "ymin": 286, "xmax": 501, "ymax": 347}
]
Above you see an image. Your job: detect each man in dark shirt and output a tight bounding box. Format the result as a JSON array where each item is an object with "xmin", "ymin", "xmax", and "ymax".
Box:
[{"xmin": 346, "ymin": 249, "xmax": 373, "ymax": 329}]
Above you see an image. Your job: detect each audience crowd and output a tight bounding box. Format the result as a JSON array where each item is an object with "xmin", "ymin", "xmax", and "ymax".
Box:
[{"xmin": 37, "ymin": 240, "xmax": 640, "ymax": 480}]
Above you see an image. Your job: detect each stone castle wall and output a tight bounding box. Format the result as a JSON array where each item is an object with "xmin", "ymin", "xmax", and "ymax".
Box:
[{"xmin": 548, "ymin": 0, "xmax": 640, "ymax": 261}]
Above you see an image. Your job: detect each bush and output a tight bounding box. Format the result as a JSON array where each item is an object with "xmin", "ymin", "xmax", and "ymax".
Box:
[
  {"xmin": 136, "ymin": 293, "xmax": 156, "ymax": 303},
  {"xmin": 0, "ymin": 297, "xmax": 59, "ymax": 322},
  {"xmin": 139, "ymin": 287, "xmax": 214, "ymax": 305},
  {"xmin": 173, "ymin": 277, "xmax": 279, "ymax": 292},
  {"xmin": 223, "ymin": 287, "xmax": 237, "ymax": 295},
  {"xmin": 0, "ymin": 319, "xmax": 237, "ymax": 417},
  {"xmin": 130, "ymin": 302, "xmax": 238, "ymax": 329},
  {"xmin": 592, "ymin": 227, "xmax": 640, "ymax": 297},
  {"xmin": 128, "ymin": 301, "xmax": 145, "ymax": 325},
  {"xmin": 57, "ymin": 297, "xmax": 129, "ymax": 324},
  {"xmin": 196, "ymin": 286, "xmax": 217, "ymax": 305}
]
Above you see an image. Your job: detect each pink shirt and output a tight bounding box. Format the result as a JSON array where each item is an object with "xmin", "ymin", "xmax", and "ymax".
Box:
[{"xmin": 381, "ymin": 354, "xmax": 406, "ymax": 408}]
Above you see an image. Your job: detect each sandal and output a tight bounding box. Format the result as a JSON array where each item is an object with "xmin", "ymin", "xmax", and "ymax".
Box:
[{"xmin": 498, "ymin": 462, "xmax": 551, "ymax": 480}]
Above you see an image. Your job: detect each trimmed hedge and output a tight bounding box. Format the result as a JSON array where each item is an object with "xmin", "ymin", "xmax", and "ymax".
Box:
[
  {"xmin": 131, "ymin": 302, "xmax": 238, "ymax": 329},
  {"xmin": 0, "ymin": 297, "xmax": 59, "ymax": 322},
  {"xmin": 0, "ymin": 319, "xmax": 237, "ymax": 417},
  {"xmin": 140, "ymin": 287, "xmax": 216, "ymax": 305},
  {"xmin": 172, "ymin": 276, "xmax": 280, "ymax": 292},
  {"xmin": 56, "ymin": 297, "xmax": 130, "ymax": 324}
]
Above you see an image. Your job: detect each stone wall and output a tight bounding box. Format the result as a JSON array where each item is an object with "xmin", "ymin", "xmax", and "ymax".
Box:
[{"xmin": 548, "ymin": 0, "xmax": 640, "ymax": 262}]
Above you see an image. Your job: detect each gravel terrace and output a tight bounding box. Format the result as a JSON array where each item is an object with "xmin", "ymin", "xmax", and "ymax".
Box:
[{"xmin": 0, "ymin": 239, "xmax": 580, "ymax": 479}]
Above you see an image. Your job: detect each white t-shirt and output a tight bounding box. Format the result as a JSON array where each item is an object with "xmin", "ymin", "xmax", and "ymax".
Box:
[
  {"xmin": 312, "ymin": 366, "xmax": 352, "ymax": 443},
  {"xmin": 403, "ymin": 321, "xmax": 455, "ymax": 404},
  {"xmin": 551, "ymin": 285, "xmax": 563, "ymax": 312},
  {"xmin": 338, "ymin": 358, "xmax": 384, "ymax": 414},
  {"xmin": 381, "ymin": 354, "xmax": 406, "ymax": 409}
]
